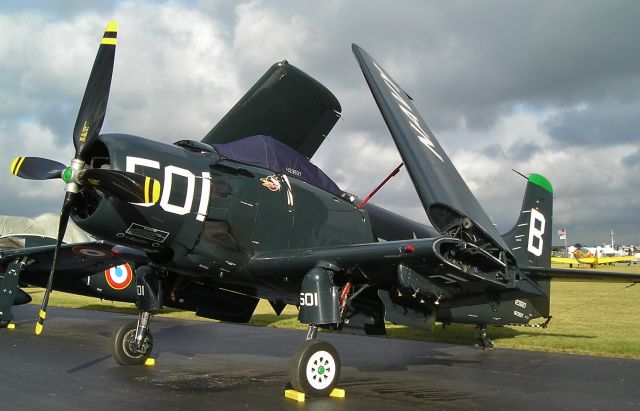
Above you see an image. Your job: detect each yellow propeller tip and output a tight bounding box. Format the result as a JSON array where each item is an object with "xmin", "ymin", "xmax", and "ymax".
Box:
[
  {"xmin": 143, "ymin": 177, "xmax": 161, "ymax": 204},
  {"xmin": 35, "ymin": 323, "xmax": 43, "ymax": 335},
  {"xmin": 106, "ymin": 21, "xmax": 118, "ymax": 32},
  {"xmin": 10, "ymin": 157, "xmax": 24, "ymax": 176},
  {"xmin": 152, "ymin": 179, "xmax": 161, "ymax": 203}
]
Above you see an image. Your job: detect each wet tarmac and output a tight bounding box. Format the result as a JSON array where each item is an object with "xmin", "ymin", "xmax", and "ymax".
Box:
[{"xmin": 1, "ymin": 305, "xmax": 638, "ymax": 410}]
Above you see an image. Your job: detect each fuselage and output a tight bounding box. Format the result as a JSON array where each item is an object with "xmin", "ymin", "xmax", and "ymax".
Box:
[{"xmin": 71, "ymin": 133, "xmax": 375, "ymax": 301}]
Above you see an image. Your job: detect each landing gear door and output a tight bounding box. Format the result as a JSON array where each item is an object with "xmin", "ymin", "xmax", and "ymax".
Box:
[{"xmin": 298, "ymin": 265, "xmax": 340, "ymax": 325}]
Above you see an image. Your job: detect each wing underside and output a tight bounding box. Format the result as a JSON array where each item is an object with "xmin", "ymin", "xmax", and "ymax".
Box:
[
  {"xmin": 249, "ymin": 237, "xmax": 541, "ymax": 298},
  {"xmin": 201, "ymin": 61, "xmax": 341, "ymax": 159},
  {"xmin": 1, "ymin": 241, "xmax": 123, "ymax": 279}
]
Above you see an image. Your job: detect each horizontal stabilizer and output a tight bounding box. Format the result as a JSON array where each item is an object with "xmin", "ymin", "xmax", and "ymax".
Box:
[{"xmin": 351, "ymin": 44, "xmax": 513, "ymax": 263}]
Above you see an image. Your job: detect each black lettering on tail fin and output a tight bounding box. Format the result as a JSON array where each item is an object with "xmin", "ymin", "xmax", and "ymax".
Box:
[{"xmin": 502, "ymin": 174, "xmax": 553, "ymax": 269}]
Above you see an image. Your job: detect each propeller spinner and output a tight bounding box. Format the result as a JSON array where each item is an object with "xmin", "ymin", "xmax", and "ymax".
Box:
[{"xmin": 9, "ymin": 22, "xmax": 160, "ymax": 335}]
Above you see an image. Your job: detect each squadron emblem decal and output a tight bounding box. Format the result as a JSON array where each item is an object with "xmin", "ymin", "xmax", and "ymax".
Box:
[
  {"xmin": 105, "ymin": 264, "xmax": 133, "ymax": 290},
  {"xmin": 79, "ymin": 120, "xmax": 90, "ymax": 143},
  {"xmin": 260, "ymin": 175, "xmax": 281, "ymax": 192}
]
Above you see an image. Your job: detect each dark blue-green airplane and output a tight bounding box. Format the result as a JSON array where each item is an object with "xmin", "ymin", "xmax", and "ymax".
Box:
[{"xmin": 2, "ymin": 22, "xmax": 638, "ymax": 397}]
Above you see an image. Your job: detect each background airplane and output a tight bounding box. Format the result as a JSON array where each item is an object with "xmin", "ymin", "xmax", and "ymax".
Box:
[
  {"xmin": 552, "ymin": 242, "xmax": 638, "ymax": 267},
  {"xmin": 0, "ymin": 217, "xmax": 139, "ymax": 330}
]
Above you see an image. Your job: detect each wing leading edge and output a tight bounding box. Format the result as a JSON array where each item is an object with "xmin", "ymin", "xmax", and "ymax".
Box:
[
  {"xmin": 249, "ymin": 237, "xmax": 536, "ymax": 293},
  {"xmin": 0, "ymin": 241, "xmax": 123, "ymax": 279}
]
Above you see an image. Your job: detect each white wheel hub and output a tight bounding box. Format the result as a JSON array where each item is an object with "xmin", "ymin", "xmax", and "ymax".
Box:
[{"xmin": 305, "ymin": 350, "xmax": 336, "ymax": 390}]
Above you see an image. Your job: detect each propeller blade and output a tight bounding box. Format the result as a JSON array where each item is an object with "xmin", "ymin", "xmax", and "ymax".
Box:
[
  {"xmin": 20, "ymin": 22, "xmax": 121, "ymax": 335},
  {"xmin": 10, "ymin": 157, "xmax": 65, "ymax": 180},
  {"xmin": 79, "ymin": 169, "xmax": 161, "ymax": 204},
  {"xmin": 35, "ymin": 193, "xmax": 73, "ymax": 335},
  {"xmin": 72, "ymin": 21, "xmax": 118, "ymax": 160}
]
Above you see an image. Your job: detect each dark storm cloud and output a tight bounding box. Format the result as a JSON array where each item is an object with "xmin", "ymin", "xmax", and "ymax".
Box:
[
  {"xmin": 479, "ymin": 141, "xmax": 542, "ymax": 162},
  {"xmin": 2, "ymin": 1, "xmax": 639, "ymax": 245},
  {"xmin": 266, "ymin": 0, "xmax": 640, "ymax": 139},
  {"xmin": 34, "ymin": 103, "xmax": 76, "ymax": 142},
  {"xmin": 508, "ymin": 141, "xmax": 543, "ymax": 162},
  {"xmin": 480, "ymin": 144, "xmax": 507, "ymax": 160},
  {"xmin": 543, "ymin": 100, "xmax": 640, "ymax": 146},
  {"xmin": 623, "ymin": 149, "xmax": 640, "ymax": 168},
  {"xmin": 2, "ymin": 0, "xmax": 117, "ymax": 19}
]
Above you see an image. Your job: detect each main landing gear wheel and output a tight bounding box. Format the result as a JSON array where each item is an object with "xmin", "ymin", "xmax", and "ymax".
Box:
[
  {"xmin": 110, "ymin": 320, "xmax": 153, "ymax": 365},
  {"xmin": 475, "ymin": 325, "xmax": 494, "ymax": 349},
  {"xmin": 0, "ymin": 320, "xmax": 10, "ymax": 328},
  {"xmin": 289, "ymin": 339, "xmax": 341, "ymax": 397}
]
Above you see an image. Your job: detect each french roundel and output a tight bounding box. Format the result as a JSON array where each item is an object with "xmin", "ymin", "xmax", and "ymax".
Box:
[{"xmin": 104, "ymin": 264, "xmax": 133, "ymax": 290}]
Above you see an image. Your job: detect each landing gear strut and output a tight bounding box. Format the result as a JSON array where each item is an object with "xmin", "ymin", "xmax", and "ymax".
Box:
[
  {"xmin": 289, "ymin": 263, "xmax": 342, "ymax": 397},
  {"xmin": 111, "ymin": 318, "xmax": 154, "ymax": 365},
  {"xmin": 475, "ymin": 325, "xmax": 494, "ymax": 349},
  {"xmin": 110, "ymin": 265, "xmax": 162, "ymax": 365}
]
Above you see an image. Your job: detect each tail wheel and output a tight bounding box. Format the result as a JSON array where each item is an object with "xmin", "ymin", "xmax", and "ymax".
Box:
[
  {"xmin": 110, "ymin": 320, "xmax": 153, "ymax": 365},
  {"xmin": 289, "ymin": 339, "xmax": 340, "ymax": 397}
]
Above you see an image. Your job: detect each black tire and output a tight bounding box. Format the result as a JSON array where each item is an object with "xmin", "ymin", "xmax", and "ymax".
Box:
[
  {"xmin": 0, "ymin": 320, "xmax": 9, "ymax": 329},
  {"xmin": 289, "ymin": 339, "xmax": 340, "ymax": 397},
  {"xmin": 110, "ymin": 320, "xmax": 153, "ymax": 365}
]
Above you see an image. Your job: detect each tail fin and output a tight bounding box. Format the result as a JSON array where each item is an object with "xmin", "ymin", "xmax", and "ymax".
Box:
[{"xmin": 502, "ymin": 173, "xmax": 553, "ymax": 269}]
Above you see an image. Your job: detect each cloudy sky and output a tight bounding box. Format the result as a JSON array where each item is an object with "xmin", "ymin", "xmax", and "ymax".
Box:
[{"xmin": 2, "ymin": 0, "xmax": 639, "ymax": 246}]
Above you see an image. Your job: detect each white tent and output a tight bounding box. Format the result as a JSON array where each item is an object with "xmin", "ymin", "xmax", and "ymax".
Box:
[{"xmin": 0, "ymin": 213, "xmax": 92, "ymax": 244}]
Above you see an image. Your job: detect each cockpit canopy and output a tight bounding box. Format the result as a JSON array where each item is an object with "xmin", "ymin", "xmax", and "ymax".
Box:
[{"xmin": 212, "ymin": 135, "xmax": 342, "ymax": 197}]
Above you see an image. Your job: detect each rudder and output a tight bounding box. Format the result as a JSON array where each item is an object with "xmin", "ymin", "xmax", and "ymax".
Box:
[{"xmin": 502, "ymin": 173, "xmax": 553, "ymax": 269}]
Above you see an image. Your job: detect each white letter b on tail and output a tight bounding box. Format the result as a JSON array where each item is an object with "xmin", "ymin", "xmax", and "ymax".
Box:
[{"xmin": 527, "ymin": 208, "xmax": 545, "ymax": 257}]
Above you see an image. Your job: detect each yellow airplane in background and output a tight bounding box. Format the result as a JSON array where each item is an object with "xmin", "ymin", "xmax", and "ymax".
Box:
[{"xmin": 552, "ymin": 248, "xmax": 638, "ymax": 268}]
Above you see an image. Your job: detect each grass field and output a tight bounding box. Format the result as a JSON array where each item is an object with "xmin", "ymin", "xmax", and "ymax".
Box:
[{"xmin": 22, "ymin": 263, "xmax": 640, "ymax": 359}]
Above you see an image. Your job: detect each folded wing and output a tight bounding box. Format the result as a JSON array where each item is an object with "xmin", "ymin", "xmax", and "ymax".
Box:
[{"xmin": 352, "ymin": 44, "xmax": 514, "ymax": 264}]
